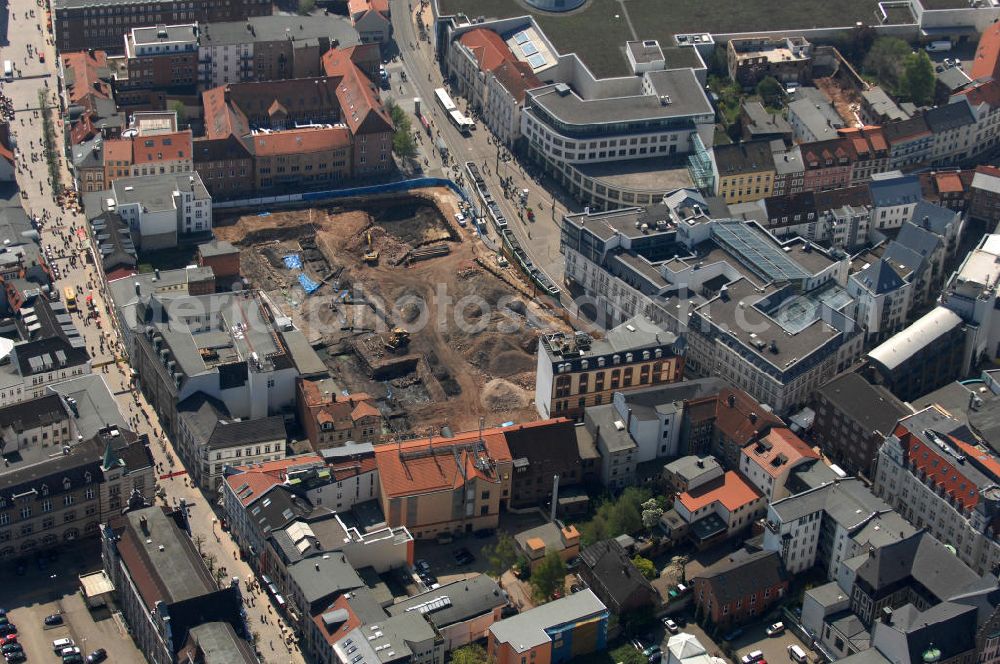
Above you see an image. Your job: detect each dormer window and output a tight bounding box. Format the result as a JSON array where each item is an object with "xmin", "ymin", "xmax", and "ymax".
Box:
[
  {"xmin": 41, "ymin": 485, "xmax": 48, "ymax": 496},
  {"xmin": 84, "ymin": 472, "xmax": 92, "ymax": 483},
  {"xmin": 321, "ymin": 422, "xmax": 333, "ymax": 431},
  {"xmin": 63, "ymin": 477, "xmax": 71, "ymax": 490}
]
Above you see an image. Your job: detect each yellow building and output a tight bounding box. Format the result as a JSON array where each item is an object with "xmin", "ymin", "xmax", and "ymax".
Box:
[{"xmin": 714, "ymin": 140, "xmax": 776, "ymax": 204}]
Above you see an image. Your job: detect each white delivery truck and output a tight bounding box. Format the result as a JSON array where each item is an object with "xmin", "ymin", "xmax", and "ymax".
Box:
[
  {"xmin": 925, "ymin": 40, "xmax": 952, "ymax": 52},
  {"xmin": 3, "ymin": 60, "xmax": 12, "ymax": 81}
]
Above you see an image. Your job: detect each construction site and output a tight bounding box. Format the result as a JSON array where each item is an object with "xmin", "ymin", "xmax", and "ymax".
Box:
[{"xmin": 213, "ymin": 187, "xmax": 570, "ymax": 436}]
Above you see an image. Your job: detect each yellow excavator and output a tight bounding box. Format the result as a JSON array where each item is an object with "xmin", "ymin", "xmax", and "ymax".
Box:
[
  {"xmin": 363, "ymin": 230, "xmax": 379, "ymax": 264},
  {"xmin": 384, "ymin": 327, "xmax": 410, "ymax": 352}
]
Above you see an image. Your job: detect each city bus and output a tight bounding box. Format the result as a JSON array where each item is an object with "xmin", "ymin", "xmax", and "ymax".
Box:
[
  {"xmin": 448, "ymin": 110, "xmax": 475, "ymax": 135},
  {"xmin": 64, "ymin": 286, "xmax": 77, "ymax": 312},
  {"xmin": 434, "ymin": 87, "xmax": 457, "ymax": 113}
]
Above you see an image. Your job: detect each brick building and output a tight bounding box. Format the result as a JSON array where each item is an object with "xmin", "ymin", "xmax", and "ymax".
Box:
[
  {"xmin": 53, "ymin": 0, "xmax": 270, "ymax": 53},
  {"xmin": 108, "ymin": 24, "xmax": 199, "ymax": 93},
  {"xmin": 691, "ymin": 550, "xmax": 788, "ymax": 627},
  {"xmin": 296, "ymin": 378, "xmax": 382, "ymax": 449}
]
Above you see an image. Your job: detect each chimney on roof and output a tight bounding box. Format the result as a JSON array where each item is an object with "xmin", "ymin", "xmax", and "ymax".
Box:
[
  {"xmin": 627, "ymin": 407, "xmax": 633, "ymax": 431},
  {"xmin": 881, "ymin": 607, "xmax": 893, "ymax": 624},
  {"xmin": 727, "ymin": 394, "xmax": 736, "ymax": 408},
  {"xmin": 749, "ymin": 412, "xmax": 758, "ymax": 424},
  {"xmin": 139, "ymin": 515, "xmax": 149, "ymax": 535},
  {"xmin": 223, "ymin": 85, "xmax": 231, "ymax": 104}
]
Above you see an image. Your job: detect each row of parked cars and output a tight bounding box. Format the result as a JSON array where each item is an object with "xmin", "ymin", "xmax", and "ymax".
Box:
[
  {"xmin": 0, "ymin": 609, "xmax": 22, "ymax": 664},
  {"xmin": 51, "ymin": 638, "xmax": 106, "ymax": 664}
]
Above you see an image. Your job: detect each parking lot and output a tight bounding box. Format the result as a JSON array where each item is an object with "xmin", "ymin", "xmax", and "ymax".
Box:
[
  {"xmin": 1, "ymin": 543, "xmax": 145, "ymax": 664},
  {"xmin": 731, "ymin": 620, "xmax": 812, "ymax": 664}
]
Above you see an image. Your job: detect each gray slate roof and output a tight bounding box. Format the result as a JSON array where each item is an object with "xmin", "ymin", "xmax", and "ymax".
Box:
[
  {"xmin": 387, "ymin": 574, "xmax": 507, "ymax": 627},
  {"xmin": 692, "ymin": 549, "xmax": 787, "ymax": 605},
  {"xmin": 489, "ymin": 590, "xmax": 607, "ymax": 652}
]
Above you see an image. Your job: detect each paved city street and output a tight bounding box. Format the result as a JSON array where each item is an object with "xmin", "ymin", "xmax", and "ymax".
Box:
[
  {"xmin": 0, "ymin": 0, "xmax": 304, "ymax": 661},
  {"xmin": 390, "ymin": 2, "xmax": 570, "ymax": 294}
]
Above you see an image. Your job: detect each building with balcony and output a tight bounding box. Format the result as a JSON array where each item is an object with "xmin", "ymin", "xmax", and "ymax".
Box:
[{"xmin": 108, "ymin": 23, "xmax": 199, "ymax": 93}]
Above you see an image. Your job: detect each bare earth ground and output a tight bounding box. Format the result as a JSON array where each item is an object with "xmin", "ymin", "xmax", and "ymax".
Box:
[{"xmin": 214, "ymin": 187, "xmax": 570, "ymax": 434}]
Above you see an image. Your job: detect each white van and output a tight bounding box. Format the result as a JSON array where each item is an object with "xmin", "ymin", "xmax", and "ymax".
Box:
[
  {"xmin": 925, "ymin": 40, "xmax": 952, "ymax": 53},
  {"xmin": 52, "ymin": 638, "xmax": 74, "ymax": 653},
  {"xmin": 788, "ymin": 645, "xmax": 808, "ymax": 663},
  {"xmin": 3, "ymin": 60, "xmax": 12, "ymax": 81}
]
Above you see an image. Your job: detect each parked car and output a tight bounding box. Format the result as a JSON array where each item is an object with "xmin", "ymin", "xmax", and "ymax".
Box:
[
  {"xmin": 44, "ymin": 614, "xmax": 64, "ymax": 627},
  {"xmin": 0, "ymin": 636, "xmax": 17, "ymax": 647},
  {"xmin": 435, "ymin": 532, "xmax": 453, "ymax": 545},
  {"xmin": 86, "ymin": 648, "xmax": 108, "ymax": 664},
  {"xmin": 663, "ymin": 618, "xmax": 679, "ymax": 634},
  {"xmin": 1, "ymin": 644, "xmax": 22, "ymax": 655},
  {"xmin": 0, "ymin": 625, "xmax": 16, "ymax": 637},
  {"xmin": 5, "ymin": 652, "xmax": 25, "ymax": 664},
  {"xmin": 642, "ymin": 645, "xmax": 661, "ymax": 658},
  {"xmin": 62, "ymin": 655, "xmax": 84, "ymax": 664},
  {"xmin": 741, "ymin": 651, "xmax": 765, "ymax": 664},
  {"xmin": 414, "ymin": 560, "xmax": 431, "ymax": 574},
  {"xmin": 766, "ymin": 622, "xmax": 785, "ymax": 636},
  {"xmin": 648, "ymin": 653, "xmax": 662, "ymax": 664},
  {"xmin": 452, "ymin": 548, "xmax": 474, "ymax": 565}
]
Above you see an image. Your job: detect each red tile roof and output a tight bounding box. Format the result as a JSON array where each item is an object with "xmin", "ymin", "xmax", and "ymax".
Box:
[
  {"xmin": 103, "ymin": 138, "xmax": 132, "ymax": 165},
  {"xmin": 459, "ymin": 28, "xmax": 514, "ymax": 73},
  {"xmin": 225, "ymin": 453, "xmax": 324, "ymax": 506},
  {"xmin": 348, "ymin": 0, "xmax": 389, "ymax": 18},
  {"xmin": 745, "ymin": 427, "xmax": 819, "ymax": 478},
  {"xmin": 895, "ymin": 420, "xmax": 980, "ymax": 510},
  {"xmin": 973, "ymin": 22, "xmax": 1000, "ymax": 81},
  {"xmin": 322, "ymin": 48, "xmax": 394, "ymax": 135},
  {"xmin": 61, "ymin": 50, "xmax": 112, "ymax": 108},
  {"xmin": 376, "ymin": 423, "xmax": 530, "ymax": 498},
  {"xmin": 202, "ymin": 85, "xmax": 250, "ymax": 141},
  {"xmin": 132, "ymin": 130, "xmax": 192, "ymax": 164},
  {"xmin": 935, "ymin": 171, "xmax": 964, "ymax": 193},
  {"xmin": 977, "ymin": 164, "xmax": 1000, "ymax": 178},
  {"xmin": 330, "ymin": 454, "xmax": 378, "ymax": 482},
  {"xmin": 313, "ymin": 595, "xmax": 361, "ymax": 645},
  {"xmin": 713, "ymin": 387, "xmax": 782, "ymax": 447},
  {"xmin": 250, "ymin": 126, "xmax": 351, "ymax": 156},
  {"xmin": 491, "ymin": 59, "xmax": 543, "ymax": 103},
  {"xmin": 677, "ymin": 471, "xmax": 762, "ymax": 513}
]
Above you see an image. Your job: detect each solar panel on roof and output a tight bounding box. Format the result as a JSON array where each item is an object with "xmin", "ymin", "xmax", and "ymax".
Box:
[
  {"xmin": 513, "ymin": 31, "xmax": 529, "ymax": 44},
  {"xmin": 527, "ymin": 54, "xmax": 546, "ymax": 69},
  {"xmin": 521, "ymin": 42, "xmax": 538, "ymax": 56}
]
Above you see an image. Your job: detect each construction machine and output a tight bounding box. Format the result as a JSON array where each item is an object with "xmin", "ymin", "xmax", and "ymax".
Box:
[
  {"xmin": 384, "ymin": 327, "xmax": 410, "ymax": 352},
  {"xmin": 363, "ymin": 230, "xmax": 379, "ymax": 264}
]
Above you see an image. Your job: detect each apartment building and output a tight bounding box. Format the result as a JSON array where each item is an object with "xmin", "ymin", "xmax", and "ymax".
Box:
[
  {"xmin": 53, "ymin": 0, "xmax": 270, "ymax": 52},
  {"xmin": 0, "ymin": 390, "xmax": 153, "ymax": 560},
  {"xmin": 788, "ymin": 88, "xmax": 844, "ymax": 143},
  {"xmin": 505, "ymin": 417, "xmax": 594, "ymax": 508},
  {"xmin": 971, "ymin": 164, "xmax": 1000, "ymax": 225},
  {"xmin": 374, "ymin": 425, "xmax": 514, "ymax": 540},
  {"xmin": 738, "ymin": 427, "xmax": 818, "ymax": 501},
  {"xmin": 812, "ymin": 372, "xmax": 911, "ymax": 477},
  {"xmin": 762, "ymin": 477, "xmax": 916, "ymax": 581},
  {"xmin": 347, "ymin": 0, "xmax": 390, "ymax": 44},
  {"xmin": 691, "ymin": 550, "xmax": 788, "ymax": 627},
  {"xmin": 874, "ymin": 406, "xmax": 1000, "ymax": 576},
  {"xmin": 446, "ymin": 27, "xmax": 542, "ymax": 148},
  {"xmin": 387, "ymin": 575, "xmax": 507, "ymax": 651},
  {"xmin": 751, "ymin": 185, "xmax": 872, "ymax": 249},
  {"xmin": 108, "ymin": 23, "xmax": 199, "ymax": 92},
  {"xmin": 883, "ymin": 116, "xmax": 933, "ymax": 169},
  {"xmin": 102, "ymin": 129, "xmax": 194, "ymax": 184},
  {"xmin": 175, "ymin": 392, "xmax": 286, "ymax": 490},
  {"xmin": 712, "ymin": 140, "xmax": 775, "ymax": 204},
  {"xmin": 926, "ymin": 99, "xmax": 978, "ymax": 165},
  {"xmin": 59, "ymin": 49, "xmax": 123, "ymax": 149},
  {"xmin": 664, "ymin": 470, "xmax": 764, "ymax": 548},
  {"xmin": 577, "ymin": 539, "xmax": 658, "ymax": 615},
  {"xmin": 198, "ymin": 15, "xmax": 358, "ymax": 88},
  {"xmin": 847, "ymin": 257, "xmax": 913, "ymax": 345},
  {"xmin": 297, "ymin": 378, "xmax": 382, "ymax": 449},
  {"xmin": 86, "ymin": 171, "xmax": 211, "ymax": 249},
  {"xmin": 800, "ymin": 138, "xmax": 854, "ymax": 192},
  {"xmin": 727, "ymin": 36, "xmax": 812, "ymax": 88},
  {"xmin": 101, "ymin": 506, "xmax": 250, "ymax": 664},
  {"xmin": 192, "ymin": 134, "xmax": 255, "ymax": 200},
  {"xmin": 534, "ymin": 315, "xmax": 684, "ymax": 420}
]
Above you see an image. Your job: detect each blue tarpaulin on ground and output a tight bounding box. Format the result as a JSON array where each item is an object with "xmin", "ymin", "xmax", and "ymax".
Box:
[
  {"xmin": 298, "ymin": 274, "xmax": 320, "ymax": 293},
  {"xmin": 283, "ymin": 254, "xmax": 302, "ymax": 270}
]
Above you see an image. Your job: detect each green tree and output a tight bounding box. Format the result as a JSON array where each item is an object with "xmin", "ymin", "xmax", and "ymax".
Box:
[
  {"xmin": 901, "ymin": 50, "xmax": 935, "ymax": 105},
  {"xmin": 530, "ymin": 550, "xmax": 567, "ymax": 602},
  {"xmin": 755, "ymin": 76, "xmax": 784, "ymax": 108},
  {"xmin": 386, "ymin": 100, "xmax": 418, "ymax": 159},
  {"xmin": 297, "ymin": 0, "xmax": 316, "ymax": 14},
  {"xmin": 863, "ymin": 37, "xmax": 911, "ymax": 89},
  {"xmin": 168, "ymin": 99, "xmax": 186, "ymax": 124},
  {"xmin": 632, "ymin": 555, "xmax": 658, "ymax": 580},
  {"xmin": 484, "ymin": 532, "xmax": 519, "ymax": 577},
  {"xmin": 451, "ymin": 644, "xmax": 490, "ymax": 664}
]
